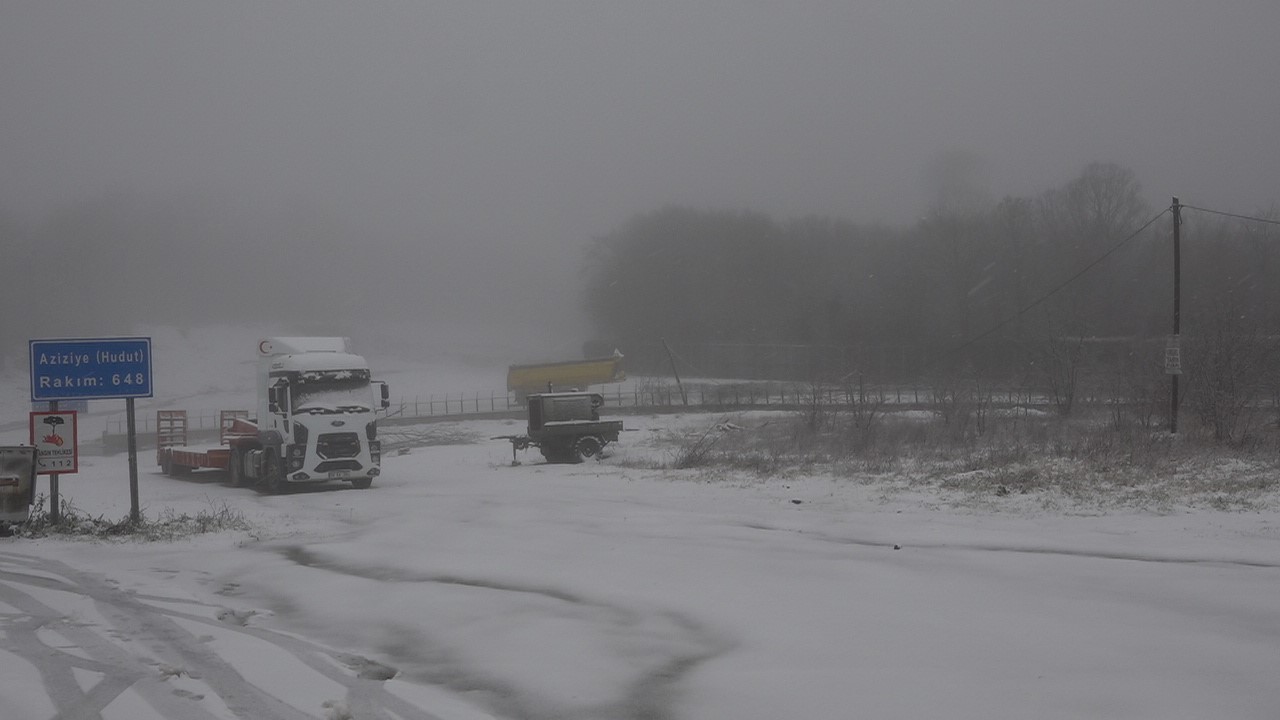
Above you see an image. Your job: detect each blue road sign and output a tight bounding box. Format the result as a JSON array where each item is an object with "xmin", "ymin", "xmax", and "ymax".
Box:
[{"xmin": 30, "ymin": 337, "xmax": 153, "ymax": 401}]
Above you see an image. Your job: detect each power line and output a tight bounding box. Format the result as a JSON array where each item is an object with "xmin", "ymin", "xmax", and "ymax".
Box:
[
  {"xmin": 1182, "ymin": 204, "xmax": 1280, "ymax": 227},
  {"xmin": 927, "ymin": 207, "xmax": 1172, "ymax": 371}
]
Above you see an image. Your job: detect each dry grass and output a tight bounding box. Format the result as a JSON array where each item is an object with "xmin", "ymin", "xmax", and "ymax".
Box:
[
  {"xmin": 9, "ymin": 495, "xmax": 252, "ymax": 541},
  {"xmin": 634, "ymin": 407, "xmax": 1280, "ymax": 512}
]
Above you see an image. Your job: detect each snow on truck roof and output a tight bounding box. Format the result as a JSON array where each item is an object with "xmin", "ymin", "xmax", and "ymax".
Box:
[
  {"xmin": 271, "ymin": 351, "xmax": 370, "ymax": 372},
  {"xmin": 258, "ymin": 337, "xmax": 351, "ymax": 355}
]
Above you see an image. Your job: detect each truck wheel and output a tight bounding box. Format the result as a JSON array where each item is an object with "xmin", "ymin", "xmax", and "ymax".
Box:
[
  {"xmin": 573, "ymin": 435, "xmax": 603, "ymax": 460},
  {"xmin": 260, "ymin": 453, "xmax": 284, "ymax": 494},
  {"xmin": 227, "ymin": 449, "xmax": 243, "ymax": 487}
]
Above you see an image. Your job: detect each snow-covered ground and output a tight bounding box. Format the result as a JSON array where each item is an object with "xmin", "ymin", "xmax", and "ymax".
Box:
[{"xmin": 2, "ymin": 328, "xmax": 1280, "ymax": 719}]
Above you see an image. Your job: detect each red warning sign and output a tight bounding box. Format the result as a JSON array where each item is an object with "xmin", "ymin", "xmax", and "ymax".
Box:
[{"xmin": 30, "ymin": 410, "xmax": 78, "ymax": 474}]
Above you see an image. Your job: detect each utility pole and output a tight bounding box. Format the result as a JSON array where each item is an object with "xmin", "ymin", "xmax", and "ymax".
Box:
[
  {"xmin": 1170, "ymin": 197, "xmax": 1182, "ymax": 433},
  {"xmin": 661, "ymin": 338, "xmax": 688, "ymax": 406}
]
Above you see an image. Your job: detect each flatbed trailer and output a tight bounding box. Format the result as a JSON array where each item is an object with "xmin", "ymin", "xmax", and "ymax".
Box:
[{"xmin": 155, "ymin": 410, "xmax": 252, "ymax": 476}]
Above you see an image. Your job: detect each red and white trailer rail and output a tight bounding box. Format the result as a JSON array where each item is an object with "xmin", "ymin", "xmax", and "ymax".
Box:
[{"xmin": 155, "ymin": 409, "xmax": 253, "ymax": 476}]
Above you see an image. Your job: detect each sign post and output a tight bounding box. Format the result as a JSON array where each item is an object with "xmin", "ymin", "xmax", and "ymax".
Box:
[
  {"xmin": 30, "ymin": 410, "xmax": 78, "ymax": 522},
  {"xmin": 30, "ymin": 410, "xmax": 78, "ymax": 473},
  {"xmin": 29, "ymin": 337, "xmax": 152, "ymax": 523},
  {"xmin": 1170, "ymin": 198, "xmax": 1182, "ymax": 433}
]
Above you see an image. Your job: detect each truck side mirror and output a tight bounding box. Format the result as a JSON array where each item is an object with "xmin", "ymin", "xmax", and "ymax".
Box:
[{"xmin": 375, "ymin": 381, "xmax": 390, "ymax": 409}]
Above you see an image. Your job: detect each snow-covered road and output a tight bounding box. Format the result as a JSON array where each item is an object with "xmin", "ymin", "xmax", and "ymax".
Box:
[
  {"xmin": 3, "ymin": 413, "xmax": 1280, "ymax": 719},
  {"xmin": 0, "ymin": 549, "xmax": 439, "ymax": 720}
]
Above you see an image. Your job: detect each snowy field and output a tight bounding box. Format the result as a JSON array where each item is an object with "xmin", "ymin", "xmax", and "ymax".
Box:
[{"xmin": 2, "ymin": 328, "xmax": 1280, "ymax": 719}]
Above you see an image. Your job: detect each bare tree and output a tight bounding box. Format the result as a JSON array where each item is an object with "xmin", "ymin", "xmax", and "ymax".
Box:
[
  {"xmin": 1061, "ymin": 162, "xmax": 1149, "ymax": 243},
  {"xmin": 1033, "ymin": 162, "xmax": 1151, "ymax": 336},
  {"xmin": 1186, "ymin": 320, "xmax": 1278, "ymax": 445},
  {"xmin": 1025, "ymin": 310, "xmax": 1088, "ymax": 416}
]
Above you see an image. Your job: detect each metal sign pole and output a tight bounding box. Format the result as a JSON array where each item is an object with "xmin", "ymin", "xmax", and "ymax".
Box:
[
  {"xmin": 29, "ymin": 336, "xmax": 152, "ymax": 524},
  {"xmin": 127, "ymin": 397, "xmax": 139, "ymax": 523},
  {"xmin": 1170, "ymin": 197, "xmax": 1181, "ymax": 434},
  {"xmin": 49, "ymin": 399, "xmax": 60, "ymax": 524}
]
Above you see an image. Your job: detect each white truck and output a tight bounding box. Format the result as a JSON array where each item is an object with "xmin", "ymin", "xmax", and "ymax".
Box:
[{"xmin": 156, "ymin": 337, "xmax": 390, "ymax": 492}]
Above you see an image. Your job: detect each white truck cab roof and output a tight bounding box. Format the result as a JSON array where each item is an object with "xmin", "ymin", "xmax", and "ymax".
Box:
[{"xmin": 258, "ymin": 337, "xmax": 352, "ymax": 356}]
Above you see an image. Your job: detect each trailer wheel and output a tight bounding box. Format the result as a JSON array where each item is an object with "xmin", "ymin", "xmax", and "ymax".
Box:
[
  {"xmin": 573, "ymin": 435, "xmax": 603, "ymax": 460},
  {"xmin": 540, "ymin": 441, "xmax": 576, "ymax": 464},
  {"xmin": 227, "ymin": 449, "xmax": 243, "ymax": 487}
]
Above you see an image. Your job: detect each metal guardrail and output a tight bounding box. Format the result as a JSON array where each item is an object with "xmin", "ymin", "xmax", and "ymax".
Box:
[
  {"xmin": 97, "ymin": 380, "xmax": 1205, "ymax": 457},
  {"xmin": 104, "ymin": 382, "xmax": 1054, "ymax": 436},
  {"xmin": 377, "ymin": 383, "xmax": 1055, "ymax": 418},
  {"xmin": 106, "ymin": 409, "xmax": 229, "ymax": 435}
]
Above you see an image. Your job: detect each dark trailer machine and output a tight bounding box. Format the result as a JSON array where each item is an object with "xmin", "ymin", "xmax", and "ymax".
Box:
[{"xmin": 496, "ymin": 391, "xmax": 623, "ymax": 464}]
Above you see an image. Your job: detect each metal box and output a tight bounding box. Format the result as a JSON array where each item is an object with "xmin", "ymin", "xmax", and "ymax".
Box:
[{"xmin": 0, "ymin": 446, "xmax": 38, "ymax": 523}]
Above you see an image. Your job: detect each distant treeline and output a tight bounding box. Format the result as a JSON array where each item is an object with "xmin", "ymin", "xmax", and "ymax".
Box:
[
  {"xmin": 4, "ymin": 160, "xmax": 1276, "ymax": 388},
  {"xmin": 583, "ymin": 162, "xmax": 1280, "ymax": 383}
]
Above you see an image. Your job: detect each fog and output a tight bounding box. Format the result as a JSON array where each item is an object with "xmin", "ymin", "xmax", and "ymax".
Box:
[{"xmin": 3, "ymin": 1, "xmax": 1278, "ymax": 363}]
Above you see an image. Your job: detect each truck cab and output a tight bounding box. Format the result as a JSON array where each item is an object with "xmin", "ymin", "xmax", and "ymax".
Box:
[{"xmin": 232, "ymin": 337, "xmax": 390, "ymax": 491}]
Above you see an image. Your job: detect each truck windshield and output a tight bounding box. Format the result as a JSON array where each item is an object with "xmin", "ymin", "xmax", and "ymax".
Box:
[{"xmin": 292, "ymin": 369, "xmax": 373, "ymax": 414}]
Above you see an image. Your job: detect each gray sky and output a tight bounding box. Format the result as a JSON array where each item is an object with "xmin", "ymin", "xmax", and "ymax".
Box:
[{"xmin": 3, "ymin": 1, "xmax": 1278, "ymax": 346}]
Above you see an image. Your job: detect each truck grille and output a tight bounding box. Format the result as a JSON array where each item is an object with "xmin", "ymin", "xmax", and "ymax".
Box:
[
  {"xmin": 315, "ymin": 460, "xmax": 363, "ymax": 473},
  {"xmin": 316, "ymin": 432, "xmax": 361, "ymax": 459}
]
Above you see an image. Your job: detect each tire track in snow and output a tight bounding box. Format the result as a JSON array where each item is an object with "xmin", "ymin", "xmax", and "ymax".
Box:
[
  {"xmin": 0, "ymin": 550, "xmax": 459, "ymax": 720},
  {"xmin": 279, "ymin": 545, "xmax": 733, "ymax": 720},
  {"xmin": 739, "ymin": 522, "xmax": 1280, "ymax": 568},
  {"xmin": 735, "ymin": 521, "xmax": 1280, "ymax": 640}
]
